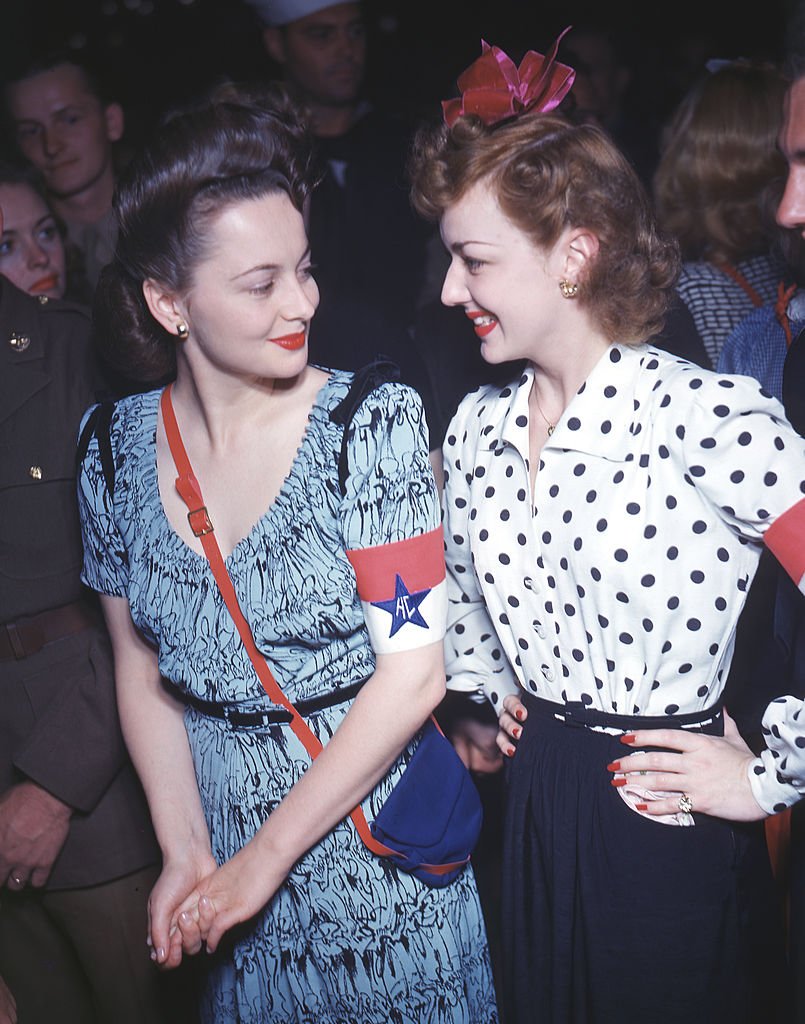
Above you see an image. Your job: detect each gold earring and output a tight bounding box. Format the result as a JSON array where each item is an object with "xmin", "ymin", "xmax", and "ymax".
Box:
[
  {"xmin": 176, "ymin": 321, "xmax": 189, "ymax": 340},
  {"xmin": 559, "ymin": 279, "xmax": 579, "ymax": 299}
]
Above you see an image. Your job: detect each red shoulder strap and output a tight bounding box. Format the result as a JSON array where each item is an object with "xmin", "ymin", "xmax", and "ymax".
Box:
[
  {"xmin": 159, "ymin": 385, "xmax": 461, "ymax": 875},
  {"xmin": 716, "ymin": 261, "xmax": 764, "ymax": 308}
]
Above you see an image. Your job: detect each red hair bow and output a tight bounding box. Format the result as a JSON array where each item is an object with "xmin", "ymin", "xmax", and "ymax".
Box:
[{"xmin": 442, "ymin": 27, "xmax": 576, "ymax": 128}]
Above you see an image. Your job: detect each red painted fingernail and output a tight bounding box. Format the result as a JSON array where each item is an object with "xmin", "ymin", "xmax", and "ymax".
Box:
[
  {"xmin": 515, "ymin": 707, "xmax": 525, "ymax": 722},
  {"xmin": 606, "ymin": 761, "xmax": 620, "ymax": 771},
  {"xmin": 635, "ymin": 803, "xmax": 648, "ymax": 811},
  {"xmin": 506, "ymin": 744, "xmax": 516, "ymax": 757},
  {"xmin": 620, "ymin": 734, "xmax": 636, "ymax": 745},
  {"xmin": 512, "ymin": 725, "xmax": 522, "ymax": 739},
  {"xmin": 611, "ymin": 777, "xmax": 627, "ymax": 787}
]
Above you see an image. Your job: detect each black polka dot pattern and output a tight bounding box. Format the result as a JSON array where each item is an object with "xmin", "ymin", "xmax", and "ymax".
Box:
[{"xmin": 441, "ymin": 345, "xmax": 805, "ymax": 806}]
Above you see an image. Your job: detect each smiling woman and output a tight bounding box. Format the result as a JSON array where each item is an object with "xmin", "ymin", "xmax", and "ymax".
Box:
[
  {"xmin": 408, "ymin": 32, "xmax": 804, "ymax": 1024},
  {"xmin": 77, "ymin": 81, "xmax": 497, "ymax": 1024}
]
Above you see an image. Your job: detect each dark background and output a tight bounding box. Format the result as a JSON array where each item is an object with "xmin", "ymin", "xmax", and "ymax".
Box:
[{"xmin": 0, "ymin": 0, "xmax": 797, "ymax": 154}]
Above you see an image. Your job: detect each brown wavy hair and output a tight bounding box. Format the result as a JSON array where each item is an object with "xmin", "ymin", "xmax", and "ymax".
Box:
[
  {"xmin": 93, "ymin": 81, "xmax": 317, "ymax": 383},
  {"xmin": 652, "ymin": 61, "xmax": 787, "ymax": 264},
  {"xmin": 409, "ymin": 112, "xmax": 679, "ymax": 345}
]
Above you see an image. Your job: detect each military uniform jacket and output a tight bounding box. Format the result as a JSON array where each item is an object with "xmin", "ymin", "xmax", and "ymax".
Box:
[{"xmin": 0, "ymin": 277, "xmax": 159, "ymax": 889}]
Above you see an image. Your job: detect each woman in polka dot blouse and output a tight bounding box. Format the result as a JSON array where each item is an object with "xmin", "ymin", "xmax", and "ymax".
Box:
[{"xmin": 410, "ymin": 44, "xmax": 804, "ymax": 1024}]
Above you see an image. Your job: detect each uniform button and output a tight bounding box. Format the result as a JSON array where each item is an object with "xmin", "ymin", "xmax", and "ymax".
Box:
[
  {"xmin": 29, "ymin": 466, "xmax": 43, "ymax": 480},
  {"xmin": 524, "ymin": 576, "xmax": 535, "ymax": 591},
  {"xmin": 8, "ymin": 332, "xmax": 30, "ymax": 352},
  {"xmin": 540, "ymin": 664, "xmax": 554, "ymax": 681},
  {"xmin": 533, "ymin": 620, "xmax": 546, "ymax": 639}
]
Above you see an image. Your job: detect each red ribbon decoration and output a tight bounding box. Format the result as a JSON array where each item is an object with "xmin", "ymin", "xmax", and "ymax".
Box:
[{"xmin": 442, "ymin": 26, "xmax": 576, "ymax": 128}]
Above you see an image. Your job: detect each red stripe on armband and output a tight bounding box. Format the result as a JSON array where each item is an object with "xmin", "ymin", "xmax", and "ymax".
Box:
[
  {"xmin": 765, "ymin": 497, "xmax": 805, "ymax": 588},
  {"xmin": 346, "ymin": 526, "xmax": 445, "ymax": 602}
]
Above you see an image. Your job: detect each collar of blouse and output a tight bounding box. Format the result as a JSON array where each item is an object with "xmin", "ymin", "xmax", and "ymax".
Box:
[{"xmin": 490, "ymin": 343, "xmax": 650, "ymax": 464}]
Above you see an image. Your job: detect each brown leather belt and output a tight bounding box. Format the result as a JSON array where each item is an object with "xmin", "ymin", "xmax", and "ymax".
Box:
[{"xmin": 0, "ymin": 601, "xmax": 99, "ymax": 661}]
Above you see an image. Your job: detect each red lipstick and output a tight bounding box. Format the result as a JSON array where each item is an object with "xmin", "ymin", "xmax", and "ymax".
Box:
[
  {"xmin": 465, "ymin": 310, "xmax": 498, "ymax": 338},
  {"xmin": 29, "ymin": 274, "xmax": 59, "ymax": 296},
  {"xmin": 269, "ymin": 331, "xmax": 306, "ymax": 351}
]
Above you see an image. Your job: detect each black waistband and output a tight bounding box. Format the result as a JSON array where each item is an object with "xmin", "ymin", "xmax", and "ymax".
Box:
[
  {"xmin": 522, "ymin": 692, "xmax": 724, "ymax": 734},
  {"xmin": 181, "ymin": 676, "xmax": 369, "ymax": 729}
]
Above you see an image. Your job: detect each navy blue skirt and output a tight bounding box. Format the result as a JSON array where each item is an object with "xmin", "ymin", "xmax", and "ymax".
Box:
[{"xmin": 501, "ymin": 694, "xmax": 788, "ymax": 1024}]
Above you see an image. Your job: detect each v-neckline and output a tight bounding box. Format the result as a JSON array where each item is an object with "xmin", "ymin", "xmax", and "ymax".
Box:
[{"xmin": 151, "ymin": 373, "xmax": 334, "ymax": 567}]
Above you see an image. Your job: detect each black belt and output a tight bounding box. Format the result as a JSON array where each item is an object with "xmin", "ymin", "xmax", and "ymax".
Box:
[
  {"xmin": 522, "ymin": 693, "xmax": 724, "ymax": 734},
  {"xmin": 0, "ymin": 601, "xmax": 99, "ymax": 661},
  {"xmin": 181, "ymin": 676, "xmax": 369, "ymax": 729}
]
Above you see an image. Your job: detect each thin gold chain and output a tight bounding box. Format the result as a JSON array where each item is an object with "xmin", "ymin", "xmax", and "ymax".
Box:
[{"xmin": 533, "ymin": 394, "xmax": 555, "ymax": 436}]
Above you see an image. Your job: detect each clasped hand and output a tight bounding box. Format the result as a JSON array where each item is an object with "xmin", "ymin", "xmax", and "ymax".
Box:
[{"xmin": 151, "ymin": 840, "xmax": 283, "ymax": 967}]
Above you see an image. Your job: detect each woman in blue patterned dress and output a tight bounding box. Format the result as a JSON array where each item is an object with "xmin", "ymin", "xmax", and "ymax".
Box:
[{"xmin": 76, "ymin": 85, "xmax": 496, "ymax": 1023}]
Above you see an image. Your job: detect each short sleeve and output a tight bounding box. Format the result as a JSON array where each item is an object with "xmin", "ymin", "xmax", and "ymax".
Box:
[
  {"xmin": 441, "ymin": 400, "xmax": 520, "ymax": 713},
  {"xmin": 748, "ymin": 696, "xmax": 805, "ymax": 813},
  {"xmin": 676, "ymin": 372, "xmax": 805, "ymax": 561},
  {"xmin": 341, "ymin": 383, "xmax": 445, "ymax": 654},
  {"xmin": 77, "ymin": 404, "xmax": 130, "ymax": 597}
]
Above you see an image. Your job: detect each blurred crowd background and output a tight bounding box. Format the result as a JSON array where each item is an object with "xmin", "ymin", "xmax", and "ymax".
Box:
[{"xmin": 1, "ymin": 0, "xmax": 794, "ymax": 157}]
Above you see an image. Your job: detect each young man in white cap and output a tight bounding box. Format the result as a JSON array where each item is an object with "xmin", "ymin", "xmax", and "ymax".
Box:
[
  {"xmin": 245, "ymin": 0, "xmax": 437, "ymax": 442},
  {"xmin": 259, "ymin": 0, "xmax": 367, "ymax": 139}
]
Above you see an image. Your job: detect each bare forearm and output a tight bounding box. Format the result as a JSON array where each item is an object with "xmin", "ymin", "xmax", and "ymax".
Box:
[
  {"xmin": 100, "ymin": 595, "xmax": 210, "ymax": 860},
  {"xmin": 117, "ymin": 680, "xmax": 210, "ymax": 858}
]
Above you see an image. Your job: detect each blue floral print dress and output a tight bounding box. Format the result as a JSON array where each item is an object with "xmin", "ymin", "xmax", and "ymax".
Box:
[{"xmin": 77, "ymin": 371, "xmax": 497, "ymax": 1024}]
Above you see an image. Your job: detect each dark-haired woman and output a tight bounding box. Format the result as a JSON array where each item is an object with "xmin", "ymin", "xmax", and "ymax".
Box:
[
  {"xmin": 409, "ymin": 37, "xmax": 805, "ymax": 1024},
  {"xmin": 0, "ymin": 162, "xmax": 66, "ymax": 300},
  {"xmin": 0, "ymin": 161, "xmax": 93, "ymax": 305},
  {"xmin": 76, "ymin": 86, "xmax": 496, "ymax": 1023}
]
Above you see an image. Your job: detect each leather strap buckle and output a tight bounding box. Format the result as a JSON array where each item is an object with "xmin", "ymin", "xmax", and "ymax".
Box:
[{"xmin": 187, "ymin": 506, "xmax": 214, "ymax": 537}]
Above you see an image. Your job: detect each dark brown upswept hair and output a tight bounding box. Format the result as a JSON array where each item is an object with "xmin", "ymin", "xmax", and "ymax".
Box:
[
  {"xmin": 652, "ymin": 61, "xmax": 787, "ymax": 264},
  {"xmin": 93, "ymin": 81, "xmax": 317, "ymax": 383},
  {"xmin": 409, "ymin": 112, "xmax": 679, "ymax": 345}
]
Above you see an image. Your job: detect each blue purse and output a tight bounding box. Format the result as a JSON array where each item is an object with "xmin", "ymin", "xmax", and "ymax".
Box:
[{"xmin": 369, "ymin": 716, "xmax": 483, "ymax": 886}]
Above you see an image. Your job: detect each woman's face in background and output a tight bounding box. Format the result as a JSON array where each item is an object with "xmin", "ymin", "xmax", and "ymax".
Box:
[{"xmin": 0, "ymin": 182, "xmax": 66, "ymax": 299}]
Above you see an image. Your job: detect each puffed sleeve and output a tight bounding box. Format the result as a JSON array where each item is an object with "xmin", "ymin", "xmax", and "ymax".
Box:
[
  {"xmin": 676, "ymin": 370, "xmax": 805, "ymax": 585},
  {"xmin": 340, "ymin": 382, "xmax": 446, "ymax": 655},
  {"xmin": 442, "ymin": 398, "xmax": 520, "ymax": 713},
  {"xmin": 76, "ymin": 404, "xmax": 130, "ymax": 597},
  {"xmin": 748, "ymin": 696, "xmax": 805, "ymax": 813}
]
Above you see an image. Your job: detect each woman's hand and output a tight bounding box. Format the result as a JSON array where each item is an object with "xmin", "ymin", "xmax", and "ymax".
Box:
[
  {"xmin": 148, "ymin": 848, "xmax": 218, "ymax": 968},
  {"xmin": 448, "ymin": 717, "xmax": 503, "ymax": 774},
  {"xmin": 607, "ymin": 710, "xmax": 769, "ymax": 822},
  {"xmin": 496, "ymin": 693, "xmax": 527, "ymax": 758},
  {"xmin": 173, "ymin": 838, "xmax": 285, "ymax": 955}
]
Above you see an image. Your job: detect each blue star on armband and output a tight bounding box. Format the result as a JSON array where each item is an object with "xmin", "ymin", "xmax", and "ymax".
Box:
[{"xmin": 372, "ymin": 574, "xmax": 431, "ymax": 638}]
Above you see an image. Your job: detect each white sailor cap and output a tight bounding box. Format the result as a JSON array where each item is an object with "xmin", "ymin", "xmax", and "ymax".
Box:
[{"xmin": 246, "ymin": 0, "xmax": 349, "ymax": 27}]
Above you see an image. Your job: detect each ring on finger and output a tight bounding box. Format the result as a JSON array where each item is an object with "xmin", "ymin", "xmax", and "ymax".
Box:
[
  {"xmin": 8, "ymin": 874, "xmax": 25, "ymax": 890},
  {"xmin": 678, "ymin": 793, "xmax": 694, "ymax": 815}
]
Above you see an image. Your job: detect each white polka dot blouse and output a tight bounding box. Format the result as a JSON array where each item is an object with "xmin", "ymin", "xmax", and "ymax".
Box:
[{"xmin": 442, "ymin": 343, "xmax": 805, "ymax": 814}]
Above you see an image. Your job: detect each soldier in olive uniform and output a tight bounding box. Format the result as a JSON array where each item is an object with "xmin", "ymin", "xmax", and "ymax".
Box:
[{"xmin": 0, "ymin": 254, "xmax": 179, "ymax": 1021}]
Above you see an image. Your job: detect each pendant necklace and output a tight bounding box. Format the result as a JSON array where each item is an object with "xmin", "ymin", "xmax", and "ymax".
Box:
[{"xmin": 533, "ymin": 394, "xmax": 556, "ymax": 436}]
